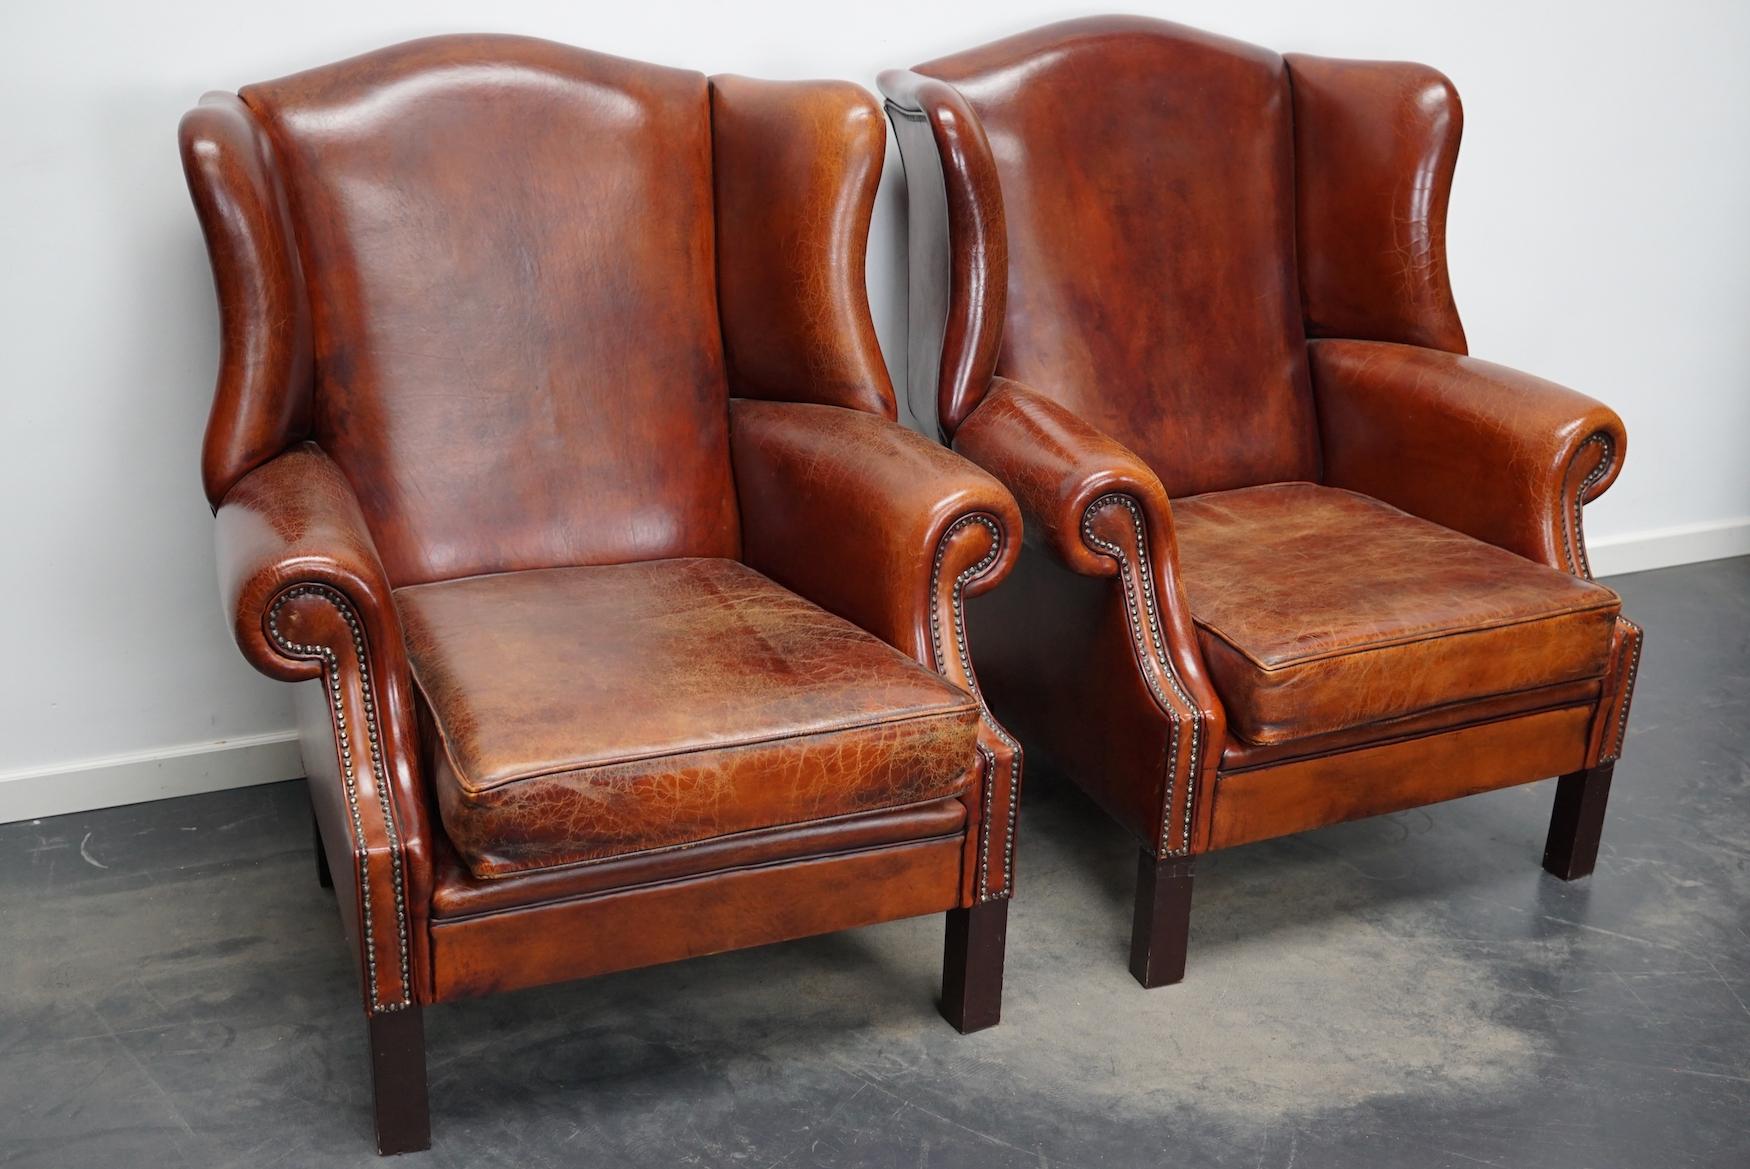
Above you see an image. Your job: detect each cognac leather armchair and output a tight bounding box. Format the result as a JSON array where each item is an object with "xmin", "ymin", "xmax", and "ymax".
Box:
[
  {"xmin": 882, "ymin": 17, "xmax": 1639, "ymax": 987},
  {"xmin": 181, "ymin": 35, "xmax": 1023, "ymax": 1154}
]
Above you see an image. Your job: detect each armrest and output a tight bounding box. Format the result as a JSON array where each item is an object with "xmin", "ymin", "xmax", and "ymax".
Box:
[
  {"xmin": 732, "ymin": 399, "xmax": 1019, "ymax": 665},
  {"xmin": 1312, "ymin": 339, "xmax": 1627, "ymax": 576},
  {"xmin": 731, "ymin": 398, "xmax": 1024, "ymax": 901},
  {"xmin": 952, "ymin": 379, "xmax": 1227, "ymax": 856},
  {"xmin": 215, "ymin": 442, "xmax": 429, "ymax": 1010},
  {"xmin": 952, "ymin": 378, "xmax": 1173, "ymax": 577}
]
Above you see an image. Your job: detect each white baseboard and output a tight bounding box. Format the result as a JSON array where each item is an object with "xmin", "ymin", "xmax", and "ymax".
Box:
[
  {"xmin": 1590, "ymin": 516, "xmax": 1750, "ymax": 578},
  {"xmin": 0, "ymin": 731, "xmax": 304, "ymax": 825}
]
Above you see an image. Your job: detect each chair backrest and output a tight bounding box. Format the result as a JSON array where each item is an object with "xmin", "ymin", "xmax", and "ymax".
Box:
[
  {"xmin": 913, "ymin": 17, "xmax": 1323, "ymax": 498},
  {"xmin": 230, "ymin": 36, "xmax": 742, "ymax": 584}
]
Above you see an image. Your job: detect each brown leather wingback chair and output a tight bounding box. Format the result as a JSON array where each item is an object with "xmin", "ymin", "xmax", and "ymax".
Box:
[
  {"xmin": 181, "ymin": 35, "xmax": 1023, "ymax": 1154},
  {"xmin": 881, "ymin": 16, "xmax": 1639, "ymax": 989}
]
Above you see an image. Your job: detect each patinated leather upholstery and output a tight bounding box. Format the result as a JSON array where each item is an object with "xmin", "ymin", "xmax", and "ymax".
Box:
[
  {"xmin": 185, "ymin": 35, "xmax": 1022, "ymax": 1153},
  {"xmin": 399, "ymin": 559, "xmax": 979, "ymax": 877},
  {"xmin": 883, "ymin": 15, "xmax": 1640, "ymax": 986},
  {"xmin": 1172, "ymin": 484, "xmax": 1621, "ymax": 745}
]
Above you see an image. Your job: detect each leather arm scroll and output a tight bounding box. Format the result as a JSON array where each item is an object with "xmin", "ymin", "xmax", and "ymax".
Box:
[
  {"xmin": 215, "ymin": 443, "xmax": 429, "ymax": 1011},
  {"xmin": 953, "ymin": 379, "xmax": 1228, "ymax": 855},
  {"xmin": 1312, "ymin": 339, "xmax": 1628, "ymax": 577},
  {"xmin": 731, "ymin": 398, "xmax": 1024, "ymax": 899}
]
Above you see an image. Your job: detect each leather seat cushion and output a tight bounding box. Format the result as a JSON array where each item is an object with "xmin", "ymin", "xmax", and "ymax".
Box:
[
  {"xmin": 397, "ymin": 559, "xmax": 980, "ymax": 878},
  {"xmin": 1171, "ymin": 484, "xmax": 1621, "ymax": 745}
]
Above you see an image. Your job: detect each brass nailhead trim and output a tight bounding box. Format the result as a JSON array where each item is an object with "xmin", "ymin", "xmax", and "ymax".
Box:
[
  {"xmin": 267, "ymin": 584, "xmax": 411, "ymax": 1013},
  {"xmin": 1604, "ymin": 617, "xmax": 1643, "ymax": 763},
  {"xmin": 1564, "ymin": 433, "xmax": 1615, "ymax": 580},
  {"xmin": 930, "ymin": 513, "xmax": 1022, "ymax": 901},
  {"xmin": 1081, "ymin": 494, "xmax": 1203, "ymax": 857}
]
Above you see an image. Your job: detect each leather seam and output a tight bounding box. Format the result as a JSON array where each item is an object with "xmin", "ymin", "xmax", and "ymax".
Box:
[
  {"xmin": 1081, "ymin": 493, "xmax": 1203, "ymax": 857},
  {"xmin": 1221, "ymin": 677, "xmax": 1607, "ymax": 753},
  {"xmin": 1190, "ymin": 600, "xmax": 1622, "ymax": 673},
  {"xmin": 442, "ymin": 702, "xmax": 980, "ymax": 795},
  {"xmin": 458, "ymin": 793, "xmax": 971, "ymax": 883},
  {"xmin": 267, "ymin": 584, "xmax": 411, "ymax": 1014}
]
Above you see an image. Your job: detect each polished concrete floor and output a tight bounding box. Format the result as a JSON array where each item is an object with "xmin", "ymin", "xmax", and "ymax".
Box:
[{"xmin": 3, "ymin": 556, "xmax": 1747, "ymax": 1168}]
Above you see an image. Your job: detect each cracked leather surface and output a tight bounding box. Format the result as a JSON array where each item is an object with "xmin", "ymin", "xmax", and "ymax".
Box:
[
  {"xmin": 397, "ymin": 559, "xmax": 980, "ymax": 878},
  {"xmin": 1172, "ymin": 483, "xmax": 1621, "ymax": 745},
  {"xmin": 1286, "ymin": 54, "xmax": 1468, "ymax": 354}
]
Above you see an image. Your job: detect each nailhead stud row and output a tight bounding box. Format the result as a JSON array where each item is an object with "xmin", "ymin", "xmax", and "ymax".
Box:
[{"xmin": 268, "ymin": 584, "xmax": 411, "ymax": 1013}]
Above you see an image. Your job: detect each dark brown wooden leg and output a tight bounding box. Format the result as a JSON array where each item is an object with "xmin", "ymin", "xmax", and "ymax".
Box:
[
  {"xmin": 368, "ymin": 1006, "xmax": 430, "ymax": 1155},
  {"xmin": 312, "ymin": 807, "xmax": 332, "ymax": 890},
  {"xmin": 1543, "ymin": 762, "xmax": 1616, "ymax": 880},
  {"xmin": 941, "ymin": 899, "xmax": 1007, "ymax": 1034},
  {"xmin": 1130, "ymin": 850, "xmax": 1194, "ymax": 989}
]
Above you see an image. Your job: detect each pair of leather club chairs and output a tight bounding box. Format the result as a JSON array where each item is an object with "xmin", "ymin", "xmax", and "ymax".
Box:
[{"xmin": 181, "ymin": 16, "xmax": 1640, "ymax": 1154}]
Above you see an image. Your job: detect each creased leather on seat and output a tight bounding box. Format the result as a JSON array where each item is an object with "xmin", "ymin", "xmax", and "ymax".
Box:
[
  {"xmin": 398, "ymin": 558, "xmax": 981, "ymax": 878},
  {"xmin": 1172, "ymin": 483, "xmax": 1621, "ymax": 745}
]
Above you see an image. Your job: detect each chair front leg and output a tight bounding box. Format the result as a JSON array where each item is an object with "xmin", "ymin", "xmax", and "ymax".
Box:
[
  {"xmin": 368, "ymin": 1005, "xmax": 430, "ymax": 1155},
  {"xmin": 941, "ymin": 899, "xmax": 1008, "ymax": 1033},
  {"xmin": 1130, "ymin": 851, "xmax": 1195, "ymax": 988},
  {"xmin": 1543, "ymin": 762, "xmax": 1616, "ymax": 881}
]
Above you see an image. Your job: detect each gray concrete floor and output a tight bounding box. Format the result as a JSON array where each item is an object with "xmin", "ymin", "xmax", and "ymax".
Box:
[{"xmin": 3, "ymin": 557, "xmax": 1747, "ymax": 1168}]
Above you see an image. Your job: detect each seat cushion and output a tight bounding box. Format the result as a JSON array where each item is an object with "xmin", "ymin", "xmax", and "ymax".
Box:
[
  {"xmin": 397, "ymin": 559, "xmax": 980, "ymax": 878},
  {"xmin": 1171, "ymin": 484, "xmax": 1621, "ymax": 746}
]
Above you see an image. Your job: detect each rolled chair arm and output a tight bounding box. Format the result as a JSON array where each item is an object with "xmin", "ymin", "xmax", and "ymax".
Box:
[
  {"xmin": 731, "ymin": 398, "xmax": 1024, "ymax": 900},
  {"xmin": 952, "ymin": 378, "xmax": 1227, "ymax": 856},
  {"xmin": 215, "ymin": 442, "xmax": 430, "ymax": 1011},
  {"xmin": 1312, "ymin": 339, "xmax": 1627, "ymax": 577}
]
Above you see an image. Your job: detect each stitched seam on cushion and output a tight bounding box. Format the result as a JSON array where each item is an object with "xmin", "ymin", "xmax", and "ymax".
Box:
[
  {"xmin": 467, "ymin": 782, "xmax": 974, "ymax": 876},
  {"xmin": 468, "ymin": 788, "xmax": 972, "ymax": 878},
  {"xmin": 1230, "ymin": 658, "xmax": 1617, "ymax": 745},
  {"xmin": 1191, "ymin": 597, "xmax": 1621, "ymax": 672},
  {"xmin": 435, "ymin": 833, "xmax": 968, "ymax": 924},
  {"xmin": 459, "ymin": 794, "xmax": 970, "ymax": 883},
  {"xmin": 447, "ymin": 701, "xmax": 981, "ymax": 795},
  {"xmin": 1220, "ymin": 677, "xmax": 1609, "ymax": 755}
]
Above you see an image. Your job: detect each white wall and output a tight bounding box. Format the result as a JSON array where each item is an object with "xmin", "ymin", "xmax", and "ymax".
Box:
[{"xmin": 3, "ymin": 1, "xmax": 1748, "ymax": 817}]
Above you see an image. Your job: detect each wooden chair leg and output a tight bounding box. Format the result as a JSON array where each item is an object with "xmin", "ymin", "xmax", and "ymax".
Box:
[
  {"xmin": 1543, "ymin": 762, "xmax": 1616, "ymax": 881},
  {"xmin": 368, "ymin": 1006, "xmax": 430, "ymax": 1155},
  {"xmin": 312, "ymin": 807, "xmax": 333, "ymax": 890},
  {"xmin": 1130, "ymin": 850, "xmax": 1194, "ymax": 989},
  {"xmin": 941, "ymin": 899, "xmax": 1008, "ymax": 1034}
]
